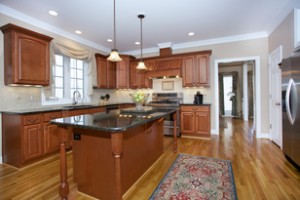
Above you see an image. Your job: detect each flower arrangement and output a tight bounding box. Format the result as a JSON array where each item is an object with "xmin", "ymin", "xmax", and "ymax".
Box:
[{"xmin": 132, "ymin": 90, "xmax": 149, "ymax": 110}]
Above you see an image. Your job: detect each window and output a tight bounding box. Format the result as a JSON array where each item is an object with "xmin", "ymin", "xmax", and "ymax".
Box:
[{"xmin": 50, "ymin": 54, "xmax": 86, "ymax": 103}]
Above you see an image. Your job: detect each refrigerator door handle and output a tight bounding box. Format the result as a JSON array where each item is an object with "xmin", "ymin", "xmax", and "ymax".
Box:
[{"xmin": 286, "ymin": 78, "xmax": 296, "ymax": 125}]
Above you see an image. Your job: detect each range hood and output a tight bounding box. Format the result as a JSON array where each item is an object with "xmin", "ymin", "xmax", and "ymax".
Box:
[{"xmin": 145, "ymin": 57, "xmax": 182, "ymax": 79}]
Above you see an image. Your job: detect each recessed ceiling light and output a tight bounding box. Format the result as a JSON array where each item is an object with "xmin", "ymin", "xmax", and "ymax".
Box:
[
  {"xmin": 188, "ymin": 32, "xmax": 195, "ymax": 36},
  {"xmin": 48, "ymin": 10, "xmax": 58, "ymax": 16},
  {"xmin": 107, "ymin": 39, "xmax": 113, "ymax": 42},
  {"xmin": 75, "ymin": 30, "xmax": 82, "ymax": 34},
  {"xmin": 135, "ymin": 41, "xmax": 140, "ymax": 45}
]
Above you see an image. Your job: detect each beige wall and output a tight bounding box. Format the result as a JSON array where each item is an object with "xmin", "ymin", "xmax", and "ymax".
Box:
[
  {"xmin": 269, "ymin": 11, "xmax": 295, "ymax": 59},
  {"xmin": 171, "ymin": 38, "xmax": 269, "ymax": 135}
]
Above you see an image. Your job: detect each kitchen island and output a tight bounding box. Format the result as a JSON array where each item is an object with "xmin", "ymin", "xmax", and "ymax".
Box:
[{"xmin": 51, "ymin": 107, "xmax": 178, "ymax": 200}]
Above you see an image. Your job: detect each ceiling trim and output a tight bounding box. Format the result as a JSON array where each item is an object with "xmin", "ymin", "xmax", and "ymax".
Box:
[
  {"xmin": 0, "ymin": 4, "xmax": 110, "ymax": 53},
  {"xmin": 125, "ymin": 32, "xmax": 268, "ymax": 57}
]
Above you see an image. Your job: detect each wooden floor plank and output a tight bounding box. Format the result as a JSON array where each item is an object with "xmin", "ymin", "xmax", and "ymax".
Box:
[{"xmin": 0, "ymin": 118, "xmax": 300, "ymax": 199}]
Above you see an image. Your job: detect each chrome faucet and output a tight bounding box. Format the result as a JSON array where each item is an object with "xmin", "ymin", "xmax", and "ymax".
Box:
[{"xmin": 72, "ymin": 90, "xmax": 81, "ymax": 106}]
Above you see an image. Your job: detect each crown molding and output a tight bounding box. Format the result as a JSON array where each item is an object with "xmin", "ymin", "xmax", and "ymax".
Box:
[
  {"xmin": 124, "ymin": 32, "xmax": 268, "ymax": 56},
  {"xmin": 0, "ymin": 4, "xmax": 110, "ymax": 53}
]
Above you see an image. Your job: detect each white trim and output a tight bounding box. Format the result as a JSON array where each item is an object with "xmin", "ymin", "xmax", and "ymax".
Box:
[
  {"xmin": 294, "ymin": 9, "xmax": 300, "ymax": 50},
  {"xmin": 125, "ymin": 32, "xmax": 268, "ymax": 57},
  {"xmin": 0, "ymin": 4, "xmax": 110, "ymax": 53},
  {"xmin": 256, "ymin": 132, "xmax": 271, "ymax": 139},
  {"xmin": 214, "ymin": 56, "xmax": 261, "ymax": 136},
  {"xmin": 210, "ymin": 129, "xmax": 217, "ymax": 135}
]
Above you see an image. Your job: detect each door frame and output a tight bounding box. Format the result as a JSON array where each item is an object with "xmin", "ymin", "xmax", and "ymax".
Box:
[{"xmin": 214, "ymin": 56, "xmax": 262, "ymax": 137}]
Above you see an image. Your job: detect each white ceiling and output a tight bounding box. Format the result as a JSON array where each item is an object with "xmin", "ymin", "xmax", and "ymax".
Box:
[{"xmin": 1, "ymin": 0, "xmax": 300, "ymax": 56}]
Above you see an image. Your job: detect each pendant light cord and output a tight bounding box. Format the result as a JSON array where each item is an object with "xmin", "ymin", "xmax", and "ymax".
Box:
[
  {"xmin": 113, "ymin": 0, "xmax": 116, "ymax": 50},
  {"xmin": 138, "ymin": 14, "xmax": 145, "ymax": 62}
]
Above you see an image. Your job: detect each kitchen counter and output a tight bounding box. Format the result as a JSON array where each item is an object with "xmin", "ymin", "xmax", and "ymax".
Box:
[
  {"xmin": 51, "ymin": 107, "xmax": 178, "ymax": 132},
  {"xmin": 0, "ymin": 102, "xmax": 133, "ymax": 114},
  {"xmin": 53, "ymin": 107, "xmax": 178, "ymax": 200}
]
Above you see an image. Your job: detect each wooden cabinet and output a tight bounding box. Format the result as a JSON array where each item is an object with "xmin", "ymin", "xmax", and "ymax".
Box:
[
  {"xmin": 180, "ymin": 105, "xmax": 210, "ymax": 138},
  {"xmin": 116, "ymin": 55, "xmax": 134, "ymax": 89},
  {"xmin": 95, "ymin": 53, "xmax": 116, "ymax": 89},
  {"xmin": 0, "ymin": 23, "xmax": 52, "ymax": 86},
  {"xmin": 2, "ymin": 107, "xmax": 106, "ymax": 167},
  {"xmin": 182, "ymin": 53, "xmax": 210, "ymax": 87},
  {"xmin": 119, "ymin": 103, "xmax": 135, "ymax": 109},
  {"xmin": 43, "ymin": 111, "xmax": 64, "ymax": 155},
  {"xmin": 23, "ymin": 115, "xmax": 43, "ymax": 162},
  {"xmin": 130, "ymin": 61, "xmax": 152, "ymax": 89}
]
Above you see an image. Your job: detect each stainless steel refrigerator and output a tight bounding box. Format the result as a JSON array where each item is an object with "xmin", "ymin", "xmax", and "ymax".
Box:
[{"xmin": 281, "ymin": 52, "xmax": 300, "ymax": 166}]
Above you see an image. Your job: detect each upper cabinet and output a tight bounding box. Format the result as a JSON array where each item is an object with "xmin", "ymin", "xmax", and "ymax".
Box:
[
  {"xmin": 182, "ymin": 51, "xmax": 211, "ymax": 87},
  {"xmin": 95, "ymin": 53, "xmax": 116, "ymax": 89},
  {"xmin": 130, "ymin": 61, "xmax": 152, "ymax": 89},
  {"xmin": 0, "ymin": 23, "xmax": 53, "ymax": 86},
  {"xmin": 116, "ymin": 55, "xmax": 134, "ymax": 89}
]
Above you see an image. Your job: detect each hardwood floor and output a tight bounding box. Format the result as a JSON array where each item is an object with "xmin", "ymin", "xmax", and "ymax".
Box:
[{"xmin": 1, "ymin": 118, "xmax": 300, "ymax": 199}]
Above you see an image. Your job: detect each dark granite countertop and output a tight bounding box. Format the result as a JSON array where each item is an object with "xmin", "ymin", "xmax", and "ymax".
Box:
[
  {"xmin": 51, "ymin": 107, "xmax": 178, "ymax": 132},
  {"xmin": 0, "ymin": 103, "xmax": 133, "ymax": 114}
]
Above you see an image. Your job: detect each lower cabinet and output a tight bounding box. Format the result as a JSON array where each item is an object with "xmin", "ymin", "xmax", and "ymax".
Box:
[
  {"xmin": 180, "ymin": 105, "xmax": 211, "ymax": 138},
  {"xmin": 23, "ymin": 123, "xmax": 43, "ymax": 162}
]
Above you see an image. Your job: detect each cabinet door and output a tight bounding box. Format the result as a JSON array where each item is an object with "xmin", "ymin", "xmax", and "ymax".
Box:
[
  {"xmin": 194, "ymin": 111, "xmax": 210, "ymax": 136},
  {"xmin": 44, "ymin": 123, "xmax": 62, "ymax": 154},
  {"xmin": 116, "ymin": 56, "xmax": 131, "ymax": 89},
  {"xmin": 182, "ymin": 56, "xmax": 195, "ymax": 87},
  {"xmin": 23, "ymin": 124, "xmax": 43, "ymax": 161},
  {"xmin": 130, "ymin": 62, "xmax": 139, "ymax": 89},
  {"xmin": 15, "ymin": 33, "xmax": 50, "ymax": 85},
  {"xmin": 95, "ymin": 55, "xmax": 108, "ymax": 88},
  {"xmin": 107, "ymin": 62, "xmax": 116, "ymax": 89},
  {"xmin": 180, "ymin": 111, "xmax": 194, "ymax": 134},
  {"xmin": 195, "ymin": 54, "xmax": 209, "ymax": 86}
]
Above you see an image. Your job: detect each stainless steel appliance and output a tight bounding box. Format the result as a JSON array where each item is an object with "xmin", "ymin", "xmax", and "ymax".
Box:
[
  {"xmin": 149, "ymin": 93, "xmax": 183, "ymax": 136},
  {"xmin": 281, "ymin": 52, "xmax": 300, "ymax": 166}
]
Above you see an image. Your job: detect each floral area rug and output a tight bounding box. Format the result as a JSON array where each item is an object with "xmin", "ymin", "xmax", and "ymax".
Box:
[{"xmin": 149, "ymin": 154, "xmax": 238, "ymax": 200}]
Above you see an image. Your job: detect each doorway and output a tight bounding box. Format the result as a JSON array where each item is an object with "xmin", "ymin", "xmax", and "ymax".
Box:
[
  {"xmin": 223, "ymin": 75, "xmax": 233, "ymax": 116},
  {"xmin": 214, "ymin": 56, "xmax": 262, "ymax": 137}
]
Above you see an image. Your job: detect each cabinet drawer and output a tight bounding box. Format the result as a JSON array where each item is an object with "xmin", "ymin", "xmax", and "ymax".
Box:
[
  {"xmin": 23, "ymin": 114, "xmax": 42, "ymax": 125},
  {"xmin": 180, "ymin": 105, "xmax": 209, "ymax": 112},
  {"xmin": 43, "ymin": 111, "xmax": 63, "ymax": 122}
]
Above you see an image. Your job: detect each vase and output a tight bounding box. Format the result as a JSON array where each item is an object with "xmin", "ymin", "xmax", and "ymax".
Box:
[{"xmin": 135, "ymin": 102, "xmax": 143, "ymax": 110}]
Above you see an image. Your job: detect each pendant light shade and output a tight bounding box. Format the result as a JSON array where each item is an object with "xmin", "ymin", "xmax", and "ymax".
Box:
[
  {"xmin": 136, "ymin": 14, "xmax": 147, "ymax": 70},
  {"xmin": 107, "ymin": 49, "xmax": 122, "ymax": 61},
  {"xmin": 107, "ymin": 0, "xmax": 122, "ymax": 62}
]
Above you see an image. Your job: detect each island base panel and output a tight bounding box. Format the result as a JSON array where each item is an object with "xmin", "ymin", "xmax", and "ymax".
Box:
[{"xmin": 72, "ymin": 118, "xmax": 164, "ymax": 200}]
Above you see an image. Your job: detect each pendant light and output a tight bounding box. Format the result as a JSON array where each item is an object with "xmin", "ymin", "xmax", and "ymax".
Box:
[
  {"xmin": 107, "ymin": 0, "xmax": 122, "ymax": 62},
  {"xmin": 136, "ymin": 14, "xmax": 147, "ymax": 70}
]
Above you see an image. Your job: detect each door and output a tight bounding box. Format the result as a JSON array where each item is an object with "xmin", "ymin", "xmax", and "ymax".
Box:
[{"xmin": 269, "ymin": 46, "xmax": 282, "ymax": 148}]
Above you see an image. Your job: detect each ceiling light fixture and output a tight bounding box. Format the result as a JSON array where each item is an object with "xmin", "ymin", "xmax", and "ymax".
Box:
[
  {"xmin": 75, "ymin": 30, "xmax": 82, "ymax": 34},
  {"xmin": 107, "ymin": 0, "xmax": 122, "ymax": 62},
  {"xmin": 48, "ymin": 10, "xmax": 58, "ymax": 16},
  {"xmin": 136, "ymin": 14, "xmax": 147, "ymax": 70},
  {"xmin": 188, "ymin": 32, "xmax": 195, "ymax": 36}
]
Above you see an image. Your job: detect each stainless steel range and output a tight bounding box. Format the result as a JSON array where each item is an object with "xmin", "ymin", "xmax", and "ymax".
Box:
[{"xmin": 149, "ymin": 93, "xmax": 183, "ymax": 136}]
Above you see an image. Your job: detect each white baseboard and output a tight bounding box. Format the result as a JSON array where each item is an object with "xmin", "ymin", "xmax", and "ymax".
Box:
[
  {"xmin": 0, "ymin": 156, "xmax": 2, "ymax": 164},
  {"xmin": 256, "ymin": 132, "xmax": 270, "ymax": 139},
  {"xmin": 210, "ymin": 129, "xmax": 218, "ymax": 135}
]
